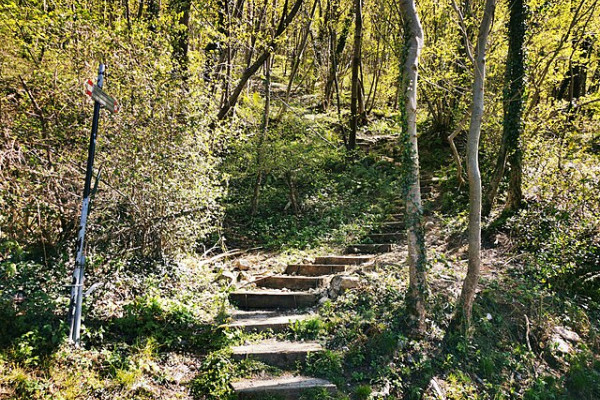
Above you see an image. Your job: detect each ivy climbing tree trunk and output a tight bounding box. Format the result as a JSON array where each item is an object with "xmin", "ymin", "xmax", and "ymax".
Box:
[
  {"xmin": 453, "ymin": 0, "xmax": 496, "ymax": 332},
  {"xmin": 398, "ymin": 0, "xmax": 427, "ymax": 332},
  {"xmin": 483, "ymin": 0, "xmax": 525, "ymax": 217}
]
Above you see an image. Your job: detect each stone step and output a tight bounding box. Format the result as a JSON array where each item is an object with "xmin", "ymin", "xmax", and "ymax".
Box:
[
  {"xmin": 313, "ymin": 255, "xmax": 374, "ymax": 265},
  {"xmin": 222, "ymin": 313, "xmax": 311, "ymax": 333},
  {"xmin": 231, "ymin": 340, "xmax": 323, "ymax": 368},
  {"xmin": 344, "ymin": 243, "xmax": 394, "ymax": 254},
  {"xmin": 256, "ymin": 275, "xmax": 327, "ymax": 290},
  {"xmin": 229, "ymin": 290, "xmax": 319, "ymax": 310},
  {"xmin": 232, "ymin": 375, "xmax": 336, "ymax": 400},
  {"xmin": 377, "ymin": 221, "xmax": 405, "ymax": 233},
  {"xmin": 285, "ymin": 264, "xmax": 348, "ymax": 276},
  {"xmin": 368, "ymin": 232, "xmax": 404, "ymax": 243},
  {"xmin": 381, "ymin": 221, "xmax": 404, "ymax": 228},
  {"xmin": 389, "ymin": 213, "xmax": 405, "ymax": 221}
]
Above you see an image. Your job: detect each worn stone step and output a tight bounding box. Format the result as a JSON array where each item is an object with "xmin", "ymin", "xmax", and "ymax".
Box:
[
  {"xmin": 232, "ymin": 375, "xmax": 336, "ymax": 399},
  {"xmin": 381, "ymin": 220, "xmax": 404, "ymax": 228},
  {"xmin": 344, "ymin": 243, "xmax": 394, "ymax": 254},
  {"xmin": 378, "ymin": 221, "xmax": 405, "ymax": 232},
  {"xmin": 368, "ymin": 232, "xmax": 404, "ymax": 243},
  {"xmin": 389, "ymin": 213, "xmax": 405, "ymax": 221},
  {"xmin": 222, "ymin": 313, "xmax": 311, "ymax": 333},
  {"xmin": 256, "ymin": 275, "xmax": 327, "ymax": 290},
  {"xmin": 231, "ymin": 340, "xmax": 323, "ymax": 368},
  {"xmin": 285, "ymin": 264, "xmax": 348, "ymax": 276},
  {"xmin": 229, "ymin": 290, "xmax": 319, "ymax": 309},
  {"xmin": 313, "ymin": 255, "xmax": 374, "ymax": 265}
]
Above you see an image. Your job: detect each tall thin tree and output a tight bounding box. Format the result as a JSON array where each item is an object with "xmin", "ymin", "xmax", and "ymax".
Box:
[
  {"xmin": 453, "ymin": 0, "xmax": 496, "ymax": 331},
  {"xmin": 483, "ymin": 0, "xmax": 526, "ymax": 216},
  {"xmin": 398, "ymin": 0, "xmax": 428, "ymax": 332},
  {"xmin": 349, "ymin": 0, "xmax": 363, "ymax": 150}
]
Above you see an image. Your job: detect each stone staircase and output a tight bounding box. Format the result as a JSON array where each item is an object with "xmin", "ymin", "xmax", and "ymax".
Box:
[
  {"xmin": 225, "ymin": 254, "xmax": 374, "ymax": 399},
  {"xmin": 223, "ymin": 177, "xmax": 436, "ymax": 398},
  {"xmin": 343, "ymin": 179, "xmax": 434, "ymax": 256}
]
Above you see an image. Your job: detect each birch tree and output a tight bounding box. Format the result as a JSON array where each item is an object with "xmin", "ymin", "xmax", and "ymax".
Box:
[
  {"xmin": 453, "ymin": 0, "xmax": 496, "ymax": 331},
  {"xmin": 398, "ymin": 0, "xmax": 428, "ymax": 332}
]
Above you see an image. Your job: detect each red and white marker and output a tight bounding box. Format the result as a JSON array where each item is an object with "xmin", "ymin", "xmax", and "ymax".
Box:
[{"xmin": 84, "ymin": 79, "xmax": 119, "ymax": 113}]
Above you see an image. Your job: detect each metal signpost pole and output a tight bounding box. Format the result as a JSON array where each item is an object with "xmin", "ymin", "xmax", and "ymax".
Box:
[{"xmin": 68, "ymin": 63, "xmax": 105, "ymax": 346}]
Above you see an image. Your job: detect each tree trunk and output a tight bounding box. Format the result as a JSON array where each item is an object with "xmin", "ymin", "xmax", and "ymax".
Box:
[
  {"xmin": 398, "ymin": 0, "xmax": 427, "ymax": 333},
  {"xmin": 483, "ymin": 0, "xmax": 525, "ymax": 217},
  {"xmin": 453, "ymin": 0, "xmax": 496, "ymax": 332},
  {"xmin": 171, "ymin": 0, "xmax": 192, "ymax": 78},
  {"xmin": 251, "ymin": 55, "xmax": 272, "ymax": 215},
  {"xmin": 146, "ymin": 0, "xmax": 160, "ymax": 32},
  {"xmin": 203, "ymin": 0, "xmax": 227, "ymax": 84},
  {"xmin": 324, "ymin": 13, "xmax": 352, "ymax": 108},
  {"xmin": 217, "ymin": 0, "xmax": 304, "ymax": 120},
  {"xmin": 284, "ymin": 0, "xmax": 319, "ymax": 103},
  {"xmin": 349, "ymin": 0, "xmax": 363, "ymax": 150}
]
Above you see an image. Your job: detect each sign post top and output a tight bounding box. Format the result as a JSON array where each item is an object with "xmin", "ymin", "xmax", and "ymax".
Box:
[{"xmin": 84, "ymin": 79, "xmax": 119, "ymax": 113}]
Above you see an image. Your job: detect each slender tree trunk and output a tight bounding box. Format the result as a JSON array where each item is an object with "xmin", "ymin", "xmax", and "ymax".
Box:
[
  {"xmin": 483, "ymin": 0, "xmax": 525, "ymax": 217},
  {"xmin": 204, "ymin": 0, "xmax": 227, "ymax": 85},
  {"xmin": 146, "ymin": 0, "xmax": 159, "ymax": 32},
  {"xmin": 453, "ymin": 0, "xmax": 496, "ymax": 332},
  {"xmin": 284, "ymin": 0, "xmax": 319, "ymax": 103},
  {"xmin": 365, "ymin": 39, "xmax": 380, "ymax": 111},
  {"xmin": 124, "ymin": 0, "xmax": 132, "ymax": 31},
  {"xmin": 217, "ymin": 0, "xmax": 304, "ymax": 120},
  {"xmin": 398, "ymin": 0, "xmax": 427, "ymax": 333},
  {"xmin": 349, "ymin": 0, "xmax": 363, "ymax": 150},
  {"xmin": 251, "ymin": 55, "xmax": 272, "ymax": 215},
  {"xmin": 324, "ymin": 14, "xmax": 351, "ymax": 108},
  {"xmin": 171, "ymin": 0, "xmax": 192, "ymax": 78}
]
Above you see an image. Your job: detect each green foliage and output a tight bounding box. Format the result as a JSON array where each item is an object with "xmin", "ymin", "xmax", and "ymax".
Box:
[
  {"xmin": 190, "ymin": 349, "xmax": 236, "ymax": 399},
  {"xmin": 0, "ymin": 1, "xmax": 224, "ymax": 258},
  {"xmin": 509, "ymin": 203, "xmax": 600, "ymax": 300},
  {"xmin": 303, "ymin": 350, "xmax": 345, "ymax": 387},
  {"xmin": 289, "ymin": 317, "xmax": 328, "ymax": 340},
  {"xmin": 299, "ymin": 388, "xmax": 349, "ymax": 400},
  {"xmin": 523, "ymin": 352, "xmax": 600, "ymax": 400},
  {"xmin": 566, "ymin": 352, "xmax": 600, "ymax": 399},
  {"xmin": 223, "ymin": 115, "xmax": 402, "ymax": 249},
  {"xmin": 190, "ymin": 348, "xmax": 284, "ymax": 400},
  {"xmin": 353, "ymin": 384, "xmax": 372, "ymax": 400}
]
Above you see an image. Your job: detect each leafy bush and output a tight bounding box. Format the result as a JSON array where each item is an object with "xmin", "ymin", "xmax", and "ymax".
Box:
[{"xmin": 0, "ymin": 3, "xmax": 225, "ymax": 258}]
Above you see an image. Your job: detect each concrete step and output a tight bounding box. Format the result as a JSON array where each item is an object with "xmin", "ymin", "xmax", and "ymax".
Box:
[
  {"xmin": 256, "ymin": 275, "xmax": 327, "ymax": 290},
  {"xmin": 285, "ymin": 264, "xmax": 348, "ymax": 276},
  {"xmin": 313, "ymin": 255, "xmax": 374, "ymax": 265},
  {"xmin": 232, "ymin": 375, "xmax": 336, "ymax": 399},
  {"xmin": 368, "ymin": 232, "xmax": 404, "ymax": 243},
  {"xmin": 222, "ymin": 313, "xmax": 311, "ymax": 333},
  {"xmin": 344, "ymin": 243, "xmax": 394, "ymax": 254},
  {"xmin": 231, "ymin": 340, "xmax": 323, "ymax": 368},
  {"xmin": 229, "ymin": 290, "xmax": 319, "ymax": 310}
]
